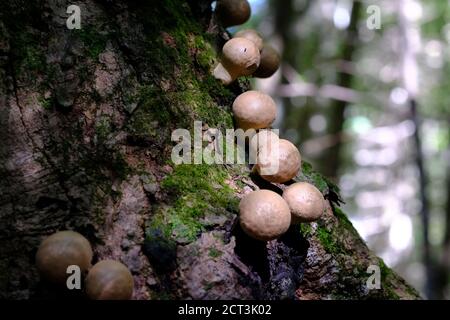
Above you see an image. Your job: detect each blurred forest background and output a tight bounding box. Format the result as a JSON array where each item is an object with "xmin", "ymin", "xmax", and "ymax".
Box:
[{"xmin": 226, "ymin": 0, "xmax": 450, "ymax": 299}]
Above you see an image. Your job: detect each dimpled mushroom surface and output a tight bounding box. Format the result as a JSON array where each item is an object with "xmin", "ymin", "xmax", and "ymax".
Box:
[
  {"xmin": 215, "ymin": 0, "xmax": 251, "ymax": 28},
  {"xmin": 35, "ymin": 231, "xmax": 93, "ymax": 285},
  {"xmin": 253, "ymin": 44, "xmax": 281, "ymax": 78},
  {"xmin": 232, "ymin": 91, "xmax": 277, "ymax": 130},
  {"xmin": 256, "ymin": 139, "xmax": 301, "ymax": 183},
  {"xmin": 249, "ymin": 129, "xmax": 280, "ymax": 160},
  {"xmin": 86, "ymin": 260, "xmax": 134, "ymax": 300},
  {"xmin": 234, "ymin": 29, "xmax": 263, "ymax": 51},
  {"xmin": 213, "ymin": 38, "xmax": 260, "ymax": 85},
  {"xmin": 283, "ymin": 182, "xmax": 325, "ymax": 223},
  {"xmin": 239, "ymin": 190, "xmax": 291, "ymax": 241}
]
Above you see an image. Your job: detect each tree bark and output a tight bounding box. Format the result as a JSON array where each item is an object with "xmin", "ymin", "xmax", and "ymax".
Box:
[{"xmin": 0, "ymin": 0, "xmax": 420, "ymax": 300}]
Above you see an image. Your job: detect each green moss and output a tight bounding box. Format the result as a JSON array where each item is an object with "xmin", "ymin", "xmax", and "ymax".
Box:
[
  {"xmin": 11, "ymin": 32, "xmax": 45, "ymax": 77},
  {"xmin": 95, "ymin": 116, "xmax": 112, "ymax": 142},
  {"xmin": 299, "ymin": 223, "xmax": 312, "ymax": 237},
  {"xmin": 203, "ymin": 281, "xmax": 215, "ymax": 291},
  {"xmin": 74, "ymin": 27, "xmax": 108, "ymax": 59},
  {"xmin": 124, "ymin": 0, "xmax": 235, "ymax": 134},
  {"xmin": 194, "ymin": 35, "xmax": 216, "ymax": 70},
  {"xmin": 208, "ymin": 247, "xmax": 223, "ymax": 258},
  {"xmin": 300, "ymin": 162, "xmax": 329, "ymax": 193},
  {"xmin": 38, "ymin": 96, "xmax": 53, "ymax": 110},
  {"xmin": 149, "ymin": 164, "xmax": 238, "ymax": 243},
  {"xmin": 316, "ymin": 224, "xmax": 341, "ymax": 254},
  {"xmin": 21, "ymin": 45, "xmax": 45, "ymax": 72},
  {"xmin": 378, "ymin": 259, "xmax": 399, "ymax": 296},
  {"xmin": 333, "ymin": 207, "xmax": 361, "ymax": 241},
  {"xmin": 150, "ymin": 290, "xmax": 175, "ymax": 300}
]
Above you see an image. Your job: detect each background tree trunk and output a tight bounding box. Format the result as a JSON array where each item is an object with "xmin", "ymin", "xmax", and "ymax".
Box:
[{"xmin": 0, "ymin": 0, "xmax": 420, "ymax": 300}]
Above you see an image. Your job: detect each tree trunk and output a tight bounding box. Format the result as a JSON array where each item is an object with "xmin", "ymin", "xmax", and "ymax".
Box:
[{"xmin": 0, "ymin": 0, "xmax": 420, "ymax": 300}]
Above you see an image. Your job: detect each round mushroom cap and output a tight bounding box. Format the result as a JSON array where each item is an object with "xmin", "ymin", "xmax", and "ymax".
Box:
[
  {"xmin": 36, "ymin": 231, "xmax": 93, "ymax": 285},
  {"xmin": 283, "ymin": 182, "xmax": 325, "ymax": 223},
  {"xmin": 232, "ymin": 91, "xmax": 277, "ymax": 130},
  {"xmin": 256, "ymin": 139, "xmax": 301, "ymax": 183},
  {"xmin": 239, "ymin": 190, "xmax": 291, "ymax": 241},
  {"xmin": 253, "ymin": 45, "xmax": 280, "ymax": 78},
  {"xmin": 215, "ymin": 0, "xmax": 251, "ymax": 28},
  {"xmin": 222, "ymin": 38, "xmax": 260, "ymax": 77},
  {"xmin": 234, "ymin": 29, "xmax": 263, "ymax": 51},
  {"xmin": 249, "ymin": 130, "xmax": 279, "ymax": 162},
  {"xmin": 86, "ymin": 260, "xmax": 134, "ymax": 300}
]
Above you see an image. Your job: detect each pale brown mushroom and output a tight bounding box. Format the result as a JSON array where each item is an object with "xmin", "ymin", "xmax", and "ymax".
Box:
[
  {"xmin": 234, "ymin": 29, "xmax": 263, "ymax": 51},
  {"xmin": 215, "ymin": 0, "xmax": 251, "ymax": 28},
  {"xmin": 256, "ymin": 138, "xmax": 301, "ymax": 183},
  {"xmin": 249, "ymin": 129, "xmax": 279, "ymax": 164},
  {"xmin": 85, "ymin": 260, "xmax": 134, "ymax": 300},
  {"xmin": 213, "ymin": 38, "xmax": 260, "ymax": 85},
  {"xmin": 36, "ymin": 231, "xmax": 93, "ymax": 285},
  {"xmin": 253, "ymin": 44, "xmax": 280, "ymax": 78},
  {"xmin": 239, "ymin": 190, "xmax": 291, "ymax": 241},
  {"xmin": 283, "ymin": 182, "xmax": 325, "ymax": 223},
  {"xmin": 232, "ymin": 90, "xmax": 277, "ymax": 130}
]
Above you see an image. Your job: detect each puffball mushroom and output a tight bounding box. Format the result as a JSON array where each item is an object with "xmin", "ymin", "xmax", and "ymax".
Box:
[
  {"xmin": 234, "ymin": 29, "xmax": 263, "ymax": 51},
  {"xmin": 36, "ymin": 231, "xmax": 93, "ymax": 285},
  {"xmin": 249, "ymin": 129, "xmax": 280, "ymax": 158},
  {"xmin": 256, "ymin": 139, "xmax": 301, "ymax": 183},
  {"xmin": 239, "ymin": 190, "xmax": 291, "ymax": 241},
  {"xmin": 283, "ymin": 182, "xmax": 325, "ymax": 223},
  {"xmin": 213, "ymin": 38, "xmax": 260, "ymax": 85},
  {"xmin": 85, "ymin": 260, "xmax": 134, "ymax": 300},
  {"xmin": 253, "ymin": 44, "xmax": 280, "ymax": 78},
  {"xmin": 232, "ymin": 91, "xmax": 277, "ymax": 130},
  {"xmin": 215, "ymin": 0, "xmax": 251, "ymax": 28}
]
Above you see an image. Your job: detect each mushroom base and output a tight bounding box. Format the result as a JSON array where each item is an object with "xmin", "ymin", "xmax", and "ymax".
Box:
[{"xmin": 213, "ymin": 63, "xmax": 235, "ymax": 85}]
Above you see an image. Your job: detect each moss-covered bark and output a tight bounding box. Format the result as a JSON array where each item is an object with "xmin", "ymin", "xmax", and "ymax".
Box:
[{"xmin": 0, "ymin": 0, "xmax": 419, "ymax": 299}]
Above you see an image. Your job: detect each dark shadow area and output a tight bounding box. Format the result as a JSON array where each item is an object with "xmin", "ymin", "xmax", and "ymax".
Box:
[
  {"xmin": 249, "ymin": 171, "xmax": 284, "ymax": 195},
  {"xmin": 233, "ymin": 223, "xmax": 271, "ymax": 282},
  {"xmin": 233, "ymin": 220, "xmax": 309, "ymax": 299}
]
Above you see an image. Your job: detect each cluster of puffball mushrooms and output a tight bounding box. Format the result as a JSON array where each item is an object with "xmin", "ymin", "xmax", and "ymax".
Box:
[
  {"xmin": 214, "ymin": 0, "xmax": 326, "ymax": 241},
  {"xmin": 35, "ymin": 0, "xmax": 326, "ymax": 299},
  {"xmin": 36, "ymin": 231, "xmax": 133, "ymax": 299}
]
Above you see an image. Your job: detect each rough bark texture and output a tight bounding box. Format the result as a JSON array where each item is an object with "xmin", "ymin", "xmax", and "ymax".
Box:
[{"xmin": 0, "ymin": 0, "xmax": 420, "ymax": 300}]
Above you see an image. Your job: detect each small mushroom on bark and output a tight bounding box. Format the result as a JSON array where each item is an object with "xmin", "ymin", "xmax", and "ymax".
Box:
[
  {"xmin": 232, "ymin": 90, "xmax": 277, "ymax": 130},
  {"xmin": 215, "ymin": 0, "xmax": 251, "ymax": 28},
  {"xmin": 256, "ymin": 138, "xmax": 301, "ymax": 183},
  {"xmin": 283, "ymin": 182, "xmax": 325, "ymax": 223},
  {"xmin": 234, "ymin": 29, "xmax": 264, "ymax": 51},
  {"xmin": 85, "ymin": 260, "xmax": 134, "ymax": 300},
  {"xmin": 253, "ymin": 44, "xmax": 280, "ymax": 78},
  {"xmin": 213, "ymin": 38, "xmax": 260, "ymax": 85},
  {"xmin": 36, "ymin": 231, "xmax": 93, "ymax": 285},
  {"xmin": 239, "ymin": 190, "xmax": 291, "ymax": 241}
]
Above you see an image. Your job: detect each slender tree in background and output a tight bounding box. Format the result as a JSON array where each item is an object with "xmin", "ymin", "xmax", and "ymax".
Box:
[
  {"xmin": 319, "ymin": 1, "xmax": 361, "ymax": 180},
  {"xmin": 398, "ymin": 0, "xmax": 432, "ymax": 299}
]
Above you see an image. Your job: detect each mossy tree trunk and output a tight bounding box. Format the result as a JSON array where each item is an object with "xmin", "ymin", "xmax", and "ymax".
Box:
[{"xmin": 0, "ymin": 0, "xmax": 419, "ymax": 299}]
